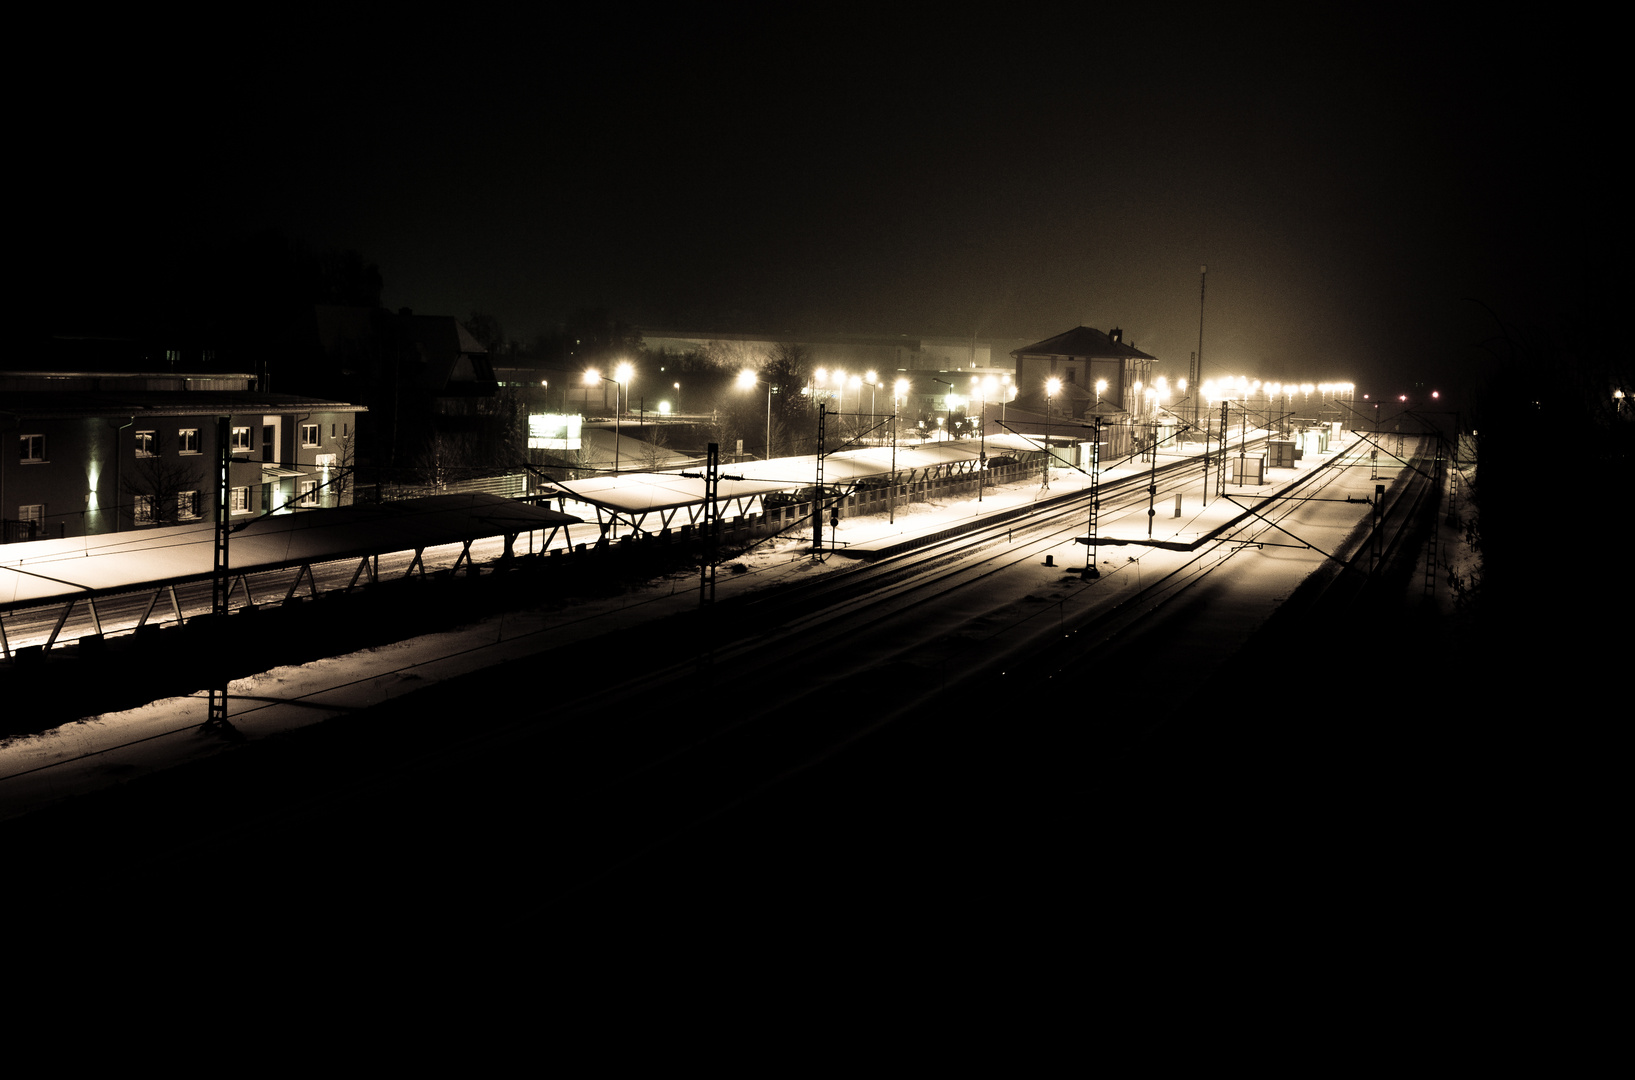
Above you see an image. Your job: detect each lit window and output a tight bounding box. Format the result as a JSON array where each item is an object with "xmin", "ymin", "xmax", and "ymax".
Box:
[
  {"xmin": 230, "ymin": 487, "xmax": 250, "ymax": 513},
  {"xmin": 231, "ymin": 427, "xmax": 252, "ymax": 452},
  {"xmin": 20, "ymin": 504, "xmax": 44, "ymax": 528},
  {"xmin": 301, "ymin": 424, "xmax": 320, "ymax": 448},
  {"xmin": 20, "ymin": 434, "xmax": 46, "ymax": 463},
  {"xmin": 179, "ymin": 428, "xmax": 200, "ymax": 454},
  {"xmin": 178, "ymin": 491, "xmax": 201, "ymax": 520},
  {"xmin": 134, "ymin": 494, "xmax": 155, "ymax": 525},
  {"xmin": 297, "ymin": 480, "xmax": 318, "ymax": 506},
  {"xmin": 136, "ymin": 430, "xmax": 157, "ymax": 457}
]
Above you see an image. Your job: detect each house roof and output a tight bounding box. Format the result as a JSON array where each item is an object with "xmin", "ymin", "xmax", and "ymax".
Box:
[
  {"xmin": 1011, "ymin": 326, "xmax": 1156, "ymax": 362},
  {"xmin": 0, "ymin": 391, "xmax": 366, "ymax": 421}
]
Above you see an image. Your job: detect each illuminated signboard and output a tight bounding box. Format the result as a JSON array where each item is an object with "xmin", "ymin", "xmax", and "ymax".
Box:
[{"xmin": 529, "ymin": 413, "xmax": 582, "ymax": 450}]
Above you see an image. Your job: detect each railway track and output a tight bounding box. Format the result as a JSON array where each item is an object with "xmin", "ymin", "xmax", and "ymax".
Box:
[{"xmin": 4, "ymin": 434, "xmax": 1440, "ymax": 913}]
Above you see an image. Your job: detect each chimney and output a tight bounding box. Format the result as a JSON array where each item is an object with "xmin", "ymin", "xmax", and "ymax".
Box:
[{"xmin": 1110, "ymin": 327, "xmax": 1122, "ymax": 343}]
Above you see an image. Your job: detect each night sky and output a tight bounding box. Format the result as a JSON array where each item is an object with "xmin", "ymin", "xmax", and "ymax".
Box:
[{"xmin": 29, "ymin": 10, "xmax": 1614, "ymax": 402}]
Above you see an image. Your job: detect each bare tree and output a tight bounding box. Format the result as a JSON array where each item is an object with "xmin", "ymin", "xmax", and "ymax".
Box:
[
  {"xmin": 639, "ymin": 425, "xmax": 672, "ymax": 471},
  {"xmin": 123, "ymin": 429, "xmax": 206, "ymax": 527},
  {"xmin": 764, "ymin": 342, "xmax": 813, "ymax": 456}
]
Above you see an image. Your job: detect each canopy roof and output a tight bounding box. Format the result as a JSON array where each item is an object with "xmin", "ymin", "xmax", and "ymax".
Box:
[{"xmin": 1, "ymin": 493, "xmax": 578, "ymax": 610}]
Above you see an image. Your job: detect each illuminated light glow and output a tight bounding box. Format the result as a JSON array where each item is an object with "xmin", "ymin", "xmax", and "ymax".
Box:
[
  {"xmin": 614, "ymin": 361, "xmax": 634, "ymax": 385},
  {"xmin": 658, "ymin": 401, "xmax": 672, "ymax": 415}
]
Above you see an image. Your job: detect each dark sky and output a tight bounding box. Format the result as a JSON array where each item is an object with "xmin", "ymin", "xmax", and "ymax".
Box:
[{"xmin": 28, "ymin": 10, "xmax": 1614, "ymax": 400}]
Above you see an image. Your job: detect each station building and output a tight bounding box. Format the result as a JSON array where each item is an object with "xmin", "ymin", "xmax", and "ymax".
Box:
[
  {"xmin": 3, "ymin": 367, "xmax": 365, "ymax": 543},
  {"xmin": 1009, "ymin": 326, "xmax": 1159, "ymax": 420}
]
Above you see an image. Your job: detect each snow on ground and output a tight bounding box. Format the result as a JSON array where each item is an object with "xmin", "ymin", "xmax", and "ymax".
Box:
[{"xmin": 5, "ymin": 430, "xmax": 1403, "ymax": 821}]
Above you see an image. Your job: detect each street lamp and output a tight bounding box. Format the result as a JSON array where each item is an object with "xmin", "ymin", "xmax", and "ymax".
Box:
[
  {"xmin": 583, "ymin": 366, "xmax": 630, "ymax": 473},
  {"xmin": 1044, "ymin": 376, "xmax": 1061, "ymax": 489},
  {"xmin": 737, "ymin": 368, "xmax": 772, "ymax": 460},
  {"xmin": 972, "ymin": 374, "xmax": 996, "ymax": 500}
]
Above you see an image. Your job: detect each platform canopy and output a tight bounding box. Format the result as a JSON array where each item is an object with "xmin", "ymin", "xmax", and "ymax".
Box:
[
  {"xmin": 0, "ymin": 493, "xmax": 579, "ymax": 611},
  {"xmin": 547, "ymin": 441, "xmax": 993, "ymax": 512},
  {"xmin": 544, "ymin": 471, "xmax": 794, "ymax": 515}
]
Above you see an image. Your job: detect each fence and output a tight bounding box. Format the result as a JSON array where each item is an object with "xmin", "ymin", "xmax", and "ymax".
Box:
[{"xmin": 366, "ymin": 472, "xmax": 530, "ymax": 503}]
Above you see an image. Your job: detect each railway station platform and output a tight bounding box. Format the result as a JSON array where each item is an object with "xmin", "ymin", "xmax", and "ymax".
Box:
[{"xmin": 826, "ymin": 423, "xmax": 1409, "ymax": 560}]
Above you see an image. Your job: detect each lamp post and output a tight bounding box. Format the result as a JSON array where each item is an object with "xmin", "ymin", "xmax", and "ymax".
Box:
[
  {"xmin": 583, "ymin": 364, "xmax": 632, "ymax": 473},
  {"xmin": 737, "ymin": 368, "xmax": 772, "ymax": 459},
  {"xmin": 972, "ymin": 374, "xmax": 996, "ymax": 501},
  {"xmin": 931, "ymin": 377, "xmax": 954, "ymax": 439},
  {"xmin": 1043, "ymin": 376, "xmax": 1061, "ymax": 490}
]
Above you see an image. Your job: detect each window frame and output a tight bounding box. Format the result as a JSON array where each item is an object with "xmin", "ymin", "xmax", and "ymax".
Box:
[
  {"xmin": 301, "ymin": 423, "xmax": 320, "ymax": 448},
  {"xmin": 20, "ymin": 434, "xmax": 46, "ymax": 463},
  {"xmin": 178, "ymin": 428, "xmax": 200, "ymax": 455},
  {"xmin": 135, "ymin": 430, "xmax": 157, "ymax": 457},
  {"xmin": 231, "ymin": 427, "xmax": 252, "ymax": 452}
]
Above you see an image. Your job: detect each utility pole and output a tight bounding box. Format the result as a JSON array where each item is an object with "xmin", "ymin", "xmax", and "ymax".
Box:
[
  {"xmin": 1195, "ymin": 265, "xmax": 1207, "ymax": 430},
  {"xmin": 890, "ymin": 392, "xmax": 899, "ymax": 524},
  {"xmin": 204, "ymin": 414, "xmax": 232, "ymax": 731},
  {"xmin": 701, "ymin": 443, "xmax": 719, "ymax": 605},
  {"xmin": 1084, "ymin": 416, "xmax": 1103, "ymax": 579},
  {"xmin": 1147, "ymin": 419, "xmax": 1159, "ymax": 540},
  {"xmin": 1217, "ymin": 399, "xmax": 1231, "ymax": 497},
  {"xmin": 813, "ymin": 404, "xmax": 827, "ymax": 553}
]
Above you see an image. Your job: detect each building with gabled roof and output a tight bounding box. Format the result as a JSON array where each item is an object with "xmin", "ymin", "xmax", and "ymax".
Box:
[
  {"xmin": 307, "ymin": 306, "xmax": 501, "ymax": 472},
  {"xmin": 1010, "ymin": 326, "xmax": 1157, "ymax": 420}
]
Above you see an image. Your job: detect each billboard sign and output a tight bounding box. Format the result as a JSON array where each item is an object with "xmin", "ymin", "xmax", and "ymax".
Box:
[{"xmin": 529, "ymin": 413, "xmax": 582, "ymax": 451}]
